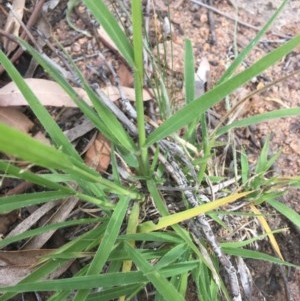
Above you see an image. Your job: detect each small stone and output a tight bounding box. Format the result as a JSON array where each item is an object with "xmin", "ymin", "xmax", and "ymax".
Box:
[
  {"xmin": 193, "ymin": 14, "xmax": 200, "ymax": 22},
  {"xmin": 72, "ymin": 43, "xmax": 81, "ymax": 53},
  {"xmin": 190, "ymin": 4, "xmax": 199, "ymax": 12},
  {"xmin": 203, "ymin": 43, "xmax": 210, "ymax": 51},
  {"xmin": 200, "ymin": 13, "xmax": 208, "ymax": 24},
  {"xmin": 77, "ymin": 5, "xmax": 85, "ymax": 15}
]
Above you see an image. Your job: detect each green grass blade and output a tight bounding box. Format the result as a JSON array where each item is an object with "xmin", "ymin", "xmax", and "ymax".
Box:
[
  {"xmin": 146, "ymin": 180, "xmax": 221, "ymax": 288},
  {"xmin": 86, "ymin": 284, "xmax": 144, "ymax": 301},
  {"xmin": 17, "ymin": 40, "xmax": 135, "ymax": 152},
  {"xmin": 255, "ymin": 135, "xmax": 271, "ymax": 174},
  {"xmin": 0, "ymin": 225, "xmax": 106, "ymax": 301},
  {"xmin": 184, "ymin": 39, "xmax": 195, "ymax": 104},
  {"xmin": 161, "ymin": 261, "xmax": 198, "ymax": 276},
  {"xmin": 267, "ymin": 199, "xmax": 300, "ymax": 229},
  {"xmin": 223, "ymin": 248, "xmax": 298, "ymax": 267},
  {"xmin": 0, "ymin": 124, "xmax": 141, "ymax": 199},
  {"xmin": 87, "ymin": 197, "xmax": 130, "ymax": 273},
  {"xmin": 0, "ymin": 260, "xmax": 201, "ymax": 294},
  {"xmin": 220, "ymin": 228, "xmax": 287, "ymax": 249},
  {"xmin": 155, "ymin": 244, "xmax": 188, "ymax": 269},
  {"xmin": 216, "ymin": 107, "xmax": 300, "ymax": 136},
  {"xmin": 73, "ymin": 197, "xmax": 130, "ymax": 300},
  {"xmin": 82, "ymin": 83, "xmax": 136, "ymax": 151},
  {"xmin": 0, "ymin": 272, "xmax": 145, "ymax": 293},
  {"xmin": 217, "ymin": 0, "xmax": 289, "ymax": 84},
  {"xmin": 119, "ymin": 232, "xmax": 183, "ymax": 244},
  {"xmin": 131, "ymin": 0, "xmax": 148, "ymax": 172},
  {"xmin": 124, "ymin": 243, "xmax": 186, "ymax": 301},
  {"xmin": 145, "ymin": 35, "xmax": 300, "ymax": 146},
  {"xmin": 0, "ymin": 191, "xmax": 72, "ymax": 212},
  {"xmin": 0, "ymin": 50, "xmax": 80, "ymax": 159},
  {"xmin": 240, "ymin": 148, "xmax": 249, "ymax": 185},
  {"xmin": 0, "ymin": 161, "xmax": 73, "ymax": 192},
  {"xmin": 83, "ymin": 0, "xmax": 134, "ymax": 67},
  {"xmin": 0, "ymin": 123, "xmax": 75, "ymax": 169},
  {"xmin": 0, "ymin": 217, "xmax": 104, "ymax": 248}
]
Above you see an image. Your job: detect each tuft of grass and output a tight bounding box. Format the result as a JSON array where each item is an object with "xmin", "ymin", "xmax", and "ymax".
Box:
[{"xmin": 0, "ymin": 0, "xmax": 299, "ymax": 300}]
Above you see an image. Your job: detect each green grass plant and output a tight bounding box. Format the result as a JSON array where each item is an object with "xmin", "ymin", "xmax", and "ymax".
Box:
[{"xmin": 0, "ymin": 0, "xmax": 300, "ymax": 300}]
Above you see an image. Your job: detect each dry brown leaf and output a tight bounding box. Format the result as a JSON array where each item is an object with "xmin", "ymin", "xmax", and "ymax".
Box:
[
  {"xmin": 0, "ymin": 249, "xmax": 52, "ymax": 286},
  {"xmin": 117, "ymin": 63, "xmax": 134, "ymax": 87},
  {"xmin": 0, "ymin": 78, "xmax": 91, "ymax": 107},
  {"xmin": 6, "ymin": 202, "xmax": 59, "ymax": 239},
  {"xmin": 36, "ymin": 15, "xmax": 52, "ymax": 49},
  {"xmin": 194, "ymin": 57, "xmax": 210, "ymax": 98},
  {"xmin": 2, "ymin": 0, "xmax": 25, "ymax": 54},
  {"xmin": 0, "ymin": 107, "xmax": 34, "ymax": 133},
  {"xmin": 23, "ymin": 196, "xmax": 79, "ymax": 250},
  {"xmin": 85, "ymin": 133, "xmax": 111, "ymax": 173},
  {"xmin": 32, "ymin": 131, "xmax": 51, "ymax": 145},
  {"xmin": 103, "ymin": 85, "xmax": 152, "ymax": 102},
  {"xmin": 0, "ymin": 79, "xmax": 152, "ymax": 107},
  {"xmin": 42, "ymin": 0, "xmax": 60, "ymax": 13},
  {"xmin": 64, "ymin": 119, "xmax": 95, "ymax": 142},
  {"xmin": 0, "ymin": 211, "xmax": 19, "ymax": 235},
  {"xmin": 97, "ymin": 27, "xmax": 119, "ymax": 53}
]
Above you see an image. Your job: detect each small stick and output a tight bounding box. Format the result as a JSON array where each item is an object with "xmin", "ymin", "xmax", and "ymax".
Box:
[
  {"xmin": 93, "ymin": 85, "xmax": 138, "ymax": 136},
  {"xmin": 206, "ymin": 0, "xmax": 216, "ymax": 45},
  {"xmin": 0, "ymin": 0, "xmax": 46, "ymax": 75},
  {"xmin": 158, "ymin": 142, "xmax": 242, "ymax": 301}
]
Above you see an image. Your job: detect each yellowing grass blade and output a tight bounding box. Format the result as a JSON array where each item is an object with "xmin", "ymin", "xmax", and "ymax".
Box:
[
  {"xmin": 249, "ymin": 204, "xmax": 284, "ymax": 261},
  {"xmin": 139, "ymin": 191, "xmax": 252, "ymax": 233}
]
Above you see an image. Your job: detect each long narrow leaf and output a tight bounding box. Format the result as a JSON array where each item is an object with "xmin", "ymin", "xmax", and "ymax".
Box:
[
  {"xmin": 17, "ymin": 39, "xmax": 135, "ymax": 152},
  {"xmin": 0, "ymin": 226, "xmax": 106, "ymax": 301},
  {"xmin": 267, "ymin": 198, "xmax": 300, "ymax": 229},
  {"xmin": 131, "ymin": 0, "xmax": 148, "ymax": 172},
  {"xmin": 145, "ymin": 35, "xmax": 300, "ymax": 145},
  {"xmin": 0, "ymin": 191, "xmax": 72, "ymax": 212},
  {"xmin": 0, "ymin": 218, "xmax": 104, "ymax": 248},
  {"xmin": 184, "ymin": 39, "xmax": 195, "ymax": 104},
  {"xmin": 216, "ymin": 107, "xmax": 300, "ymax": 136},
  {"xmin": 0, "ymin": 272, "xmax": 145, "ymax": 292},
  {"xmin": 83, "ymin": 0, "xmax": 134, "ymax": 67},
  {"xmin": 86, "ymin": 284, "xmax": 143, "ymax": 301},
  {"xmin": 124, "ymin": 243, "xmax": 186, "ymax": 301},
  {"xmin": 155, "ymin": 244, "xmax": 188, "ymax": 269},
  {"xmin": 139, "ymin": 191, "xmax": 252, "ymax": 233},
  {"xmin": 0, "ymin": 124, "xmax": 141, "ymax": 199},
  {"xmin": 0, "ymin": 260, "xmax": 200, "ymax": 294},
  {"xmin": 73, "ymin": 197, "xmax": 130, "ymax": 300},
  {"xmin": 249, "ymin": 204, "xmax": 283, "ymax": 260},
  {"xmin": 217, "ymin": 0, "xmax": 289, "ymax": 83},
  {"xmin": 0, "ymin": 161, "xmax": 73, "ymax": 192},
  {"xmin": 0, "ymin": 50, "xmax": 80, "ymax": 160},
  {"xmin": 223, "ymin": 248, "xmax": 298, "ymax": 267},
  {"xmin": 220, "ymin": 228, "xmax": 287, "ymax": 249},
  {"xmin": 0, "ymin": 123, "xmax": 75, "ymax": 170}
]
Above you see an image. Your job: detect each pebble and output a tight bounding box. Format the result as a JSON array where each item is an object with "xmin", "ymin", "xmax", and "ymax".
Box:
[
  {"xmin": 192, "ymin": 14, "xmax": 201, "ymax": 27},
  {"xmin": 72, "ymin": 43, "xmax": 81, "ymax": 53},
  {"xmin": 190, "ymin": 4, "xmax": 200, "ymax": 12}
]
